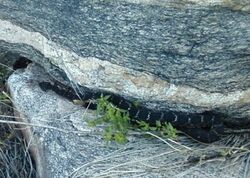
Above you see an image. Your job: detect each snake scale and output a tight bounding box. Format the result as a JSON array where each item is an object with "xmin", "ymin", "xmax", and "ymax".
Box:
[{"xmin": 39, "ymin": 81, "xmax": 224, "ymax": 143}]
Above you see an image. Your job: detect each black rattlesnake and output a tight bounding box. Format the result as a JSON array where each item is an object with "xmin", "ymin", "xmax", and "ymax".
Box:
[{"xmin": 39, "ymin": 81, "xmax": 224, "ymax": 143}]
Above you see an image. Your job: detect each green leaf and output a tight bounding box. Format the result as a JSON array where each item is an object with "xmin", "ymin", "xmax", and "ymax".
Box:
[
  {"xmin": 156, "ymin": 120, "xmax": 161, "ymax": 128},
  {"xmin": 162, "ymin": 122, "xmax": 178, "ymax": 140},
  {"xmin": 87, "ymin": 120, "xmax": 97, "ymax": 127},
  {"xmin": 133, "ymin": 100, "xmax": 140, "ymax": 107},
  {"xmin": 149, "ymin": 126, "xmax": 157, "ymax": 131},
  {"xmin": 137, "ymin": 120, "xmax": 150, "ymax": 131},
  {"xmin": 104, "ymin": 132, "xmax": 113, "ymax": 141},
  {"xmin": 114, "ymin": 132, "xmax": 127, "ymax": 144}
]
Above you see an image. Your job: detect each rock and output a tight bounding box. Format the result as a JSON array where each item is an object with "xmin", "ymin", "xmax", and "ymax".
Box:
[
  {"xmin": 1, "ymin": 0, "xmax": 250, "ymax": 177},
  {"xmin": 6, "ymin": 63, "xmax": 247, "ymax": 178},
  {"xmin": 0, "ymin": 1, "xmax": 249, "ymax": 128},
  {"xmin": 7, "ymin": 63, "xmax": 113, "ymax": 177}
]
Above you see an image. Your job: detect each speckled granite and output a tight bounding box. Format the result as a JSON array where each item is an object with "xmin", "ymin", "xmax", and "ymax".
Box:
[
  {"xmin": 0, "ymin": 0, "xmax": 249, "ymax": 124},
  {"xmin": 7, "ymin": 63, "xmax": 247, "ymax": 178}
]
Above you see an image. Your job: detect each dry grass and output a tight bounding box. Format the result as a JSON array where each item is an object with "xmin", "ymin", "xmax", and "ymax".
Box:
[
  {"xmin": 0, "ymin": 98, "xmax": 36, "ymax": 177},
  {"xmin": 69, "ymin": 129, "xmax": 250, "ymax": 177},
  {"xmin": 0, "ymin": 58, "xmax": 36, "ymax": 178}
]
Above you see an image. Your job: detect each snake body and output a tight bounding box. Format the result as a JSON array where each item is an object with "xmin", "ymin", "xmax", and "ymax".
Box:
[{"xmin": 39, "ymin": 81, "xmax": 224, "ymax": 143}]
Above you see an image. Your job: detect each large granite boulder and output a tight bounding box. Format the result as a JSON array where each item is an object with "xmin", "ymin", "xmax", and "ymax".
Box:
[
  {"xmin": 0, "ymin": 0, "xmax": 249, "ymax": 123},
  {"xmin": 7, "ymin": 63, "xmax": 246, "ymax": 178},
  {"xmin": 1, "ymin": 0, "xmax": 250, "ymax": 177}
]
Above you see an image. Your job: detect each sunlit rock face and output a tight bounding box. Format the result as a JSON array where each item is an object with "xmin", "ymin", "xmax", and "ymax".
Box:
[{"xmin": 0, "ymin": 0, "xmax": 249, "ymax": 123}]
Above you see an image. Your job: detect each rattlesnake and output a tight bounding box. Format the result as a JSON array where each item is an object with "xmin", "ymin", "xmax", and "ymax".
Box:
[{"xmin": 39, "ymin": 81, "xmax": 224, "ymax": 143}]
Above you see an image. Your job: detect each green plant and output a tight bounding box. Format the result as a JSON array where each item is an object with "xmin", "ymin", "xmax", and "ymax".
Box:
[
  {"xmin": 136, "ymin": 120, "xmax": 178, "ymax": 140},
  {"xmin": 0, "ymin": 91, "xmax": 10, "ymax": 102},
  {"xmin": 161, "ymin": 122, "xmax": 178, "ymax": 140},
  {"xmin": 87, "ymin": 95, "xmax": 178, "ymax": 143},
  {"xmin": 0, "ymin": 92, "xmax": 6, "ymax": 100},
  {"xmin": 88, "ymin": 95, "xmax": 130, "ymax": 144}
]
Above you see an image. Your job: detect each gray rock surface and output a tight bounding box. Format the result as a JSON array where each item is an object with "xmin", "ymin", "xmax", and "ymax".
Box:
[
  {"xmin": 7, "ymin": 63, "xmax": 247, "ymax": 178},
  {"xmin": 1, "ymin": 0, "xmax": 250, "ymax": 91},
  {"xmin": 1, "ymin": 0, "xmax": 250, "ymax": 177},
  {"xmin": 7, "ymin": 64, "xmax": 115, "ymax": 177},
  {"xmin": 0, "ymin": 1, "xmax": 249, "ymax": 127}
]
